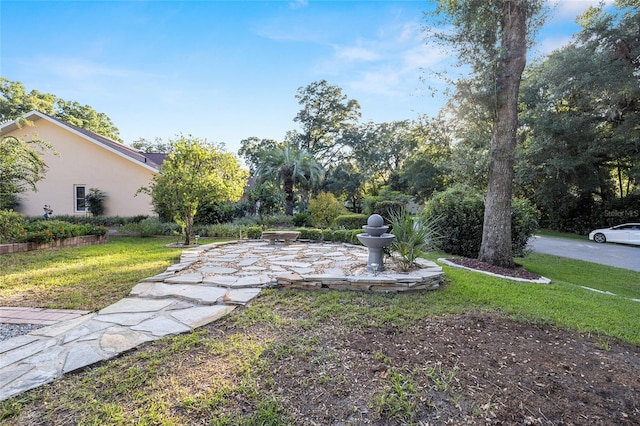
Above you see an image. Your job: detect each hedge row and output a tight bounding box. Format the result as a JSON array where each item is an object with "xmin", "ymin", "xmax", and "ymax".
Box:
[{"xmin": 0, "ymin": 211, "xmax": 107, "ymax": 244}]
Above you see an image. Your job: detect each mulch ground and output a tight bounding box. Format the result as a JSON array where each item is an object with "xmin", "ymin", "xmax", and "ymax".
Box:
[{"xmin": 245, "ymin": 311, "xmax": 640, "ymax": 425}]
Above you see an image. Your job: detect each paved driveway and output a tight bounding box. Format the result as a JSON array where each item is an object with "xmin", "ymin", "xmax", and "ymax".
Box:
[{"xmin": 528, "ymin": 235, "xmax": 640, "ymax": 272}]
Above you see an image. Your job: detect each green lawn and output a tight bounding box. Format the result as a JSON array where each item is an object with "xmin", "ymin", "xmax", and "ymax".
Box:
[
  {"xmin": 1, "ymin": 237, "xmax": 637, "ymax": 344},
  {"xmin": 0, "ymin": 237, "xmax": 185, "ymax": 311}
]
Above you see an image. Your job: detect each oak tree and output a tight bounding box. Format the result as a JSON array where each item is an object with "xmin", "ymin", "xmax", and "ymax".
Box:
[{"xmin": 428, "ymin": 0, "xmax": 545, "ymax": 268}]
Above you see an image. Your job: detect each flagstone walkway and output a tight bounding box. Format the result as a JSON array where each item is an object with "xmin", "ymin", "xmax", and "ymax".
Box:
[{"xmin": 0, "ymin": 240, "xmax": 443, "ymax": 402}]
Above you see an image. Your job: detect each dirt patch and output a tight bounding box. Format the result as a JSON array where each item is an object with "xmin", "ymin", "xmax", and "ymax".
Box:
[
  {"xmin": 252, "ymin": 311, "xmax": 640, "ymax": 425},
  {"xmin": 446, "ymin": 257, "xmax": 543, "ymax": 280}
]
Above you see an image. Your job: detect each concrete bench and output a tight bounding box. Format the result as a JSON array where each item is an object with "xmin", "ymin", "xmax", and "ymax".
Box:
[{"xmin": 261, "ymin": 231, "xmax": 301, "ymax": 245}]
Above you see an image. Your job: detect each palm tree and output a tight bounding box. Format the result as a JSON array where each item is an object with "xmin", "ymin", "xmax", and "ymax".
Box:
[{"xmin": 255, "ymin": 144, "xmax": 323, "ymax": 215}]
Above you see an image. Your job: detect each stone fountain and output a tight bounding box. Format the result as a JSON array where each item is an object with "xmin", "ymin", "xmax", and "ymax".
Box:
[{"xmin": 357, "ymin": 214, "xmax": 396, "ymax": 272}]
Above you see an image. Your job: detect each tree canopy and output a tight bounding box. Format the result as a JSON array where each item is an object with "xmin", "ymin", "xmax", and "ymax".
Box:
[
  {"xmin": 0, "ymin": 131, "xmax": 55, "ymax": 210},
  {"xmin": 255, "ymin": 144, "xmax": 323, "ymax": 216},
  {"xmin": 293, "ymin": 80, "xmax": 361, "ymax": 167},
  {"xmin": 0, "ymin": 78, "xmax": 122, "ymax": 142},
  {"xmin": 143, "ymin": 136, "xmax": 248, "ymax": 245}
]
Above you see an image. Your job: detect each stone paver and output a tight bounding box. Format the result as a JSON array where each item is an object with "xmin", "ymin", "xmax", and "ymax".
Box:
[{"xmin": 0, "ymin": 240, "xmax": 444, "ymax": 402}]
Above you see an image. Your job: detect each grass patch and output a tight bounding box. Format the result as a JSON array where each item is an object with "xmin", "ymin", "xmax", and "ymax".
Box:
[
  {"xmin": 0, "ymin": 237, "xmax": 183, "ymax": 310},
  {"xmin": 1, "ymin": 239, "xmax": 639, "ymax": 424}
]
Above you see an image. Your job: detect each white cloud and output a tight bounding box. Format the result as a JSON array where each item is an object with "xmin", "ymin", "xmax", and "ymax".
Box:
[
  {"xmin": 403, "ymin": 44, "xmax": 449, "ymax": 69},
  {"xmin": 334, "ymin": 45, "xmax": 381, "ymax": 62},
  {"xmin": 35, "ymin": 56, "xmax": 149, "ymax": 80},
  {"xmin": 551, "ymin": 0, "xmax": 615, "ymax": 19},
  {"xmin": 289, "ymin": 0, "xmax": 308, "ymax": 9},
  {"xmin": 534, "ymin": 35, "xmax": 574, "ymax": 57}
]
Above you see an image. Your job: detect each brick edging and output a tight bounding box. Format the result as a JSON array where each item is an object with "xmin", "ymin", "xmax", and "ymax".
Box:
[{"xmin": 0, "ymin": 234, "xmax": 109, "ymax": 255}]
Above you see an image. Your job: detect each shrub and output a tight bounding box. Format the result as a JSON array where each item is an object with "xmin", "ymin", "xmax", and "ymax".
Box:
[
  {"xmin": 246, "ymin": 226, "xmax": 263, "ymax": 239},
  {"xmin": 0, "ymin": 209, "xmax": 24, "ymax": 243},
  {"xmin": 332, "ymin": 229, "xmax": 362, "ymax": 245},
  {"xmin": 292, "ymin": 213, "xmax": 313, "ymax": 227},
  {"xmin": 86, "ymin": 188, "xmax": 107, "ymax": 216},
  {"xmin": 121, "ymin": 218, "xmax": 178, "ymax": 237},
  {"xmin": 334, "ymin": 214, "xmax": 368, "ymax": 230},
  {"xmin": 389, "ymin": 209, "xmax": 441, "ymax": 271},
  {"xmin": 511, "ymin": 198, "xmax": 539, "ymax": 257},
  {"xmin": 258, "ymin": 214, "xmax": 293, "ymax": 228},
  {"xmin": 308, "ymin": 192, "xmax": 346, "ymax": 228},
  {"xmin": 322, "ymin": 228, "xmax": 334, "ymax": 241},
  {"xmin": 373, "ymin": 200, "xmax": 406, "ymax": 223},
  {"xmin": 424, "ymin": 185, "xmax": 486, "ymax": 258},
  {"xmin": 10, "ymin": 220, "xmax": 107, "ymax": 244},
  {"xmin": 195, "ymin": 200, "xmax": 252, "ymax": 225},
  {"xmin": 296, "ymin": 227, "xmax": 322, "ymax": 241},
  {"xmin": 29, "ymin": 215, "xmax": 149, "ymax": 227},
  {"xmin": 425, "ymin": 185, "xmax": 539, "ymax": 258}
]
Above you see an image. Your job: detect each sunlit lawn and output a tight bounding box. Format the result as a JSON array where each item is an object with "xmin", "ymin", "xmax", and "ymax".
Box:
[{"xmin": 0, "ymin": 237, "xmax": 184, "ymax": 311}]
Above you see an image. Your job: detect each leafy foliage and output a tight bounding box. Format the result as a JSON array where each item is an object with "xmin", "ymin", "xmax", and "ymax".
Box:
[
  {"xmin": 293, "ymin": 79, "xmax": 361, "ymax": 166},
  {"xmin": 0, "ymin": 134, "xmax": 55, "ymax": 209},
  {"xmin": 517, "ymin": 2, "xmax": 640, "ymax": 232},
  {"xmin": 334, "ymin": 214, "xmax": 368, "ymax": 230},
  {"xmin": 0, "ymin": 209, "xmax": 24, "ymax": 243},
  {"xmin": 292, "ymin": 213, "xmax": 313, "ymax": 227},
  {"xmin": 425, "ymin": 185, "xmax": 538, "ymax": 259},
  {"xmin": 142, "ymin": 136, "xmax": 248, "ymax": 245},
  {"xmin": 85, "ymin": 188, "xmax": 107, "ymax": 216},
  {"xmin": 389, "ymin": 209, "xmax": 441, "ymax": 271},
  {"xmin": 0, "ymin": 78, "xmax": 121, "ymax": 141},
  {"xmin": 1, "ymin": 219, "xmax": 107, "ymax": 244},
  {"xmin": 425, "ymin": 185, "xmax": 485, "ymax": 258},
  {"xmin": 255, "ymin": 144, "xmax": 322, "ymax": 216},
  {"xmin": 307, "ymin": 192, "xmax": 346, "ymax": 228}
]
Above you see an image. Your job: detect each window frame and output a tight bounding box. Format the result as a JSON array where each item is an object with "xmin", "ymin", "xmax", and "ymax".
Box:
[{"xmin": 74, "ymin": 185, "xmax": 87, "ymax": 213}]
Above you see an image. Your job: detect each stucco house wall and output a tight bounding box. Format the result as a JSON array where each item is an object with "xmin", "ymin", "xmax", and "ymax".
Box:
[{"xmin": 1, "ymin": 111, "xmax": 160, "ymax": 217}]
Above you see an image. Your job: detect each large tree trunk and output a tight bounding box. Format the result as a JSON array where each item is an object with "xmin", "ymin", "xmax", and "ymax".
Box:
[
  {"xmin": 478, "ymin": 1, "xmax": 527, "ymax": 268},
  {"xmin": 283, "ymin": 173, "xmax": 295, "ymax": 216}
]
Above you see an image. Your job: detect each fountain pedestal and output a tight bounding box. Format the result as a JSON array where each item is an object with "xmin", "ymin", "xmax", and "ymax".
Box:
[{"xmin": 357, "ymin": 214, "xmax": 395, "ymax": 272}]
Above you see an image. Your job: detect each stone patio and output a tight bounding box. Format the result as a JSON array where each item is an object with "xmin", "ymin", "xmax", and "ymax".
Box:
[{"xmin": 0, "ymin": 240, "xmax": 444, "ymax": 401}]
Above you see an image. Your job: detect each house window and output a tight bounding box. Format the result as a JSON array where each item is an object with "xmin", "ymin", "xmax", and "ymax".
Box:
[{"xmin": 75, "ymin": 185, "xmax": 87, "ymax": 212}]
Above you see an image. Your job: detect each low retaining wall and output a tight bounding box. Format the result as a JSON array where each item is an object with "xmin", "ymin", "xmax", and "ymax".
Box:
[{"xmin": 0, "ymin": 235, "xmax": 109, "ymax": 255}]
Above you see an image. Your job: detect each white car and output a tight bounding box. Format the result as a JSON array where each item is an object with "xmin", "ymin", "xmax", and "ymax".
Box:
[{"xmin": 588, "ymin": 223, "xmax": 640, "ymax": 245}]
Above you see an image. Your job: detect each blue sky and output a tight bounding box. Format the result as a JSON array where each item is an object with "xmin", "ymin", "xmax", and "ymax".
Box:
[{"xmin": 1, "ymin": 0, "xmax": 610, "ymax": 155}]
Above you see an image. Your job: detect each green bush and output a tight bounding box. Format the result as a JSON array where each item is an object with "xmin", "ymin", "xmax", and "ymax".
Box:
[
  {"xmin": 195, "ymin": 200, "xmax": 252, "ymax": 225},
  {"xmin": 246, "ymin": 226, "xmax": 263, "ymax": 239},
  {"xmin": 292, "ymin": 213, "xmax": 313, "ymax": 227},
  {"xmin": 29, "ymin": 215, "xmax": 149, "ymax": 227},
  {"xmin": 322, "ymin": 228, "xmax": 334, "ymax": 241},
  {"xmin": 258, "ymin": 214, "xmax": 293, "ymax": 228},
  {"xmin": 424, "ymin": 185, "xmax": 486, "ymax": 258},
  {"xmin": 86, "ymin": 188, "xmax": 107, "ymax": 216},
  {"xmin": 121, "ymin": 218, "xmax": 178, "ymax": 237},
  {"xmin": 11, "ymin": 220, "xmax": 107, "ymax": 244},
  {"xmin": 389, "ymin": 209, "xmax": 440, "ymax": 271},
  {"xmin": 332, "ymin": 229, "xmax": 362, "ymax": 245},
  {"xmin": 511, "ymin": 198, "xmax": 540, "ymax": 257},
  {"xmin": 193, "ymin": 223, "xmax": 245, "ymax": 239},
  {"xmin": 334, "ymin": 214, "xmax": 368, "ymax": 230},
  {"xmin": 425, "ymin": 185, "xmax": 539, "ymax": 258},
  {"xmin": 308, "ymin": 192, "xmax": 346, "ymax": 228},
  {"xmin": 0, "ymin": 209, "xmax": 24, "ymax": 243},
  {"xmin": 373, "ymin": 200, "xmax": 405, "ymax": 223},
  {"xmin": 296, "ymin": 227, "xmax": 322, "ymax": 241}
]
